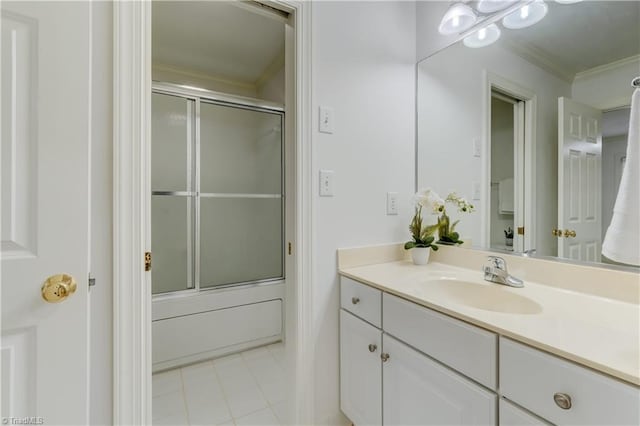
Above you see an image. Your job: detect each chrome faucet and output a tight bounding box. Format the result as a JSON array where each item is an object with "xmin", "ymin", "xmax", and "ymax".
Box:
[{"xmin": 483, "ymin": 256, "xmax": 524, "ymax": 288}]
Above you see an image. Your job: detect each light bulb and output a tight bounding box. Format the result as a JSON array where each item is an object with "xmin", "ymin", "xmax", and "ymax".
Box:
[
  {"xmin": 463, "ymin": 24, "xmax": 501, "ymax": 48},
  {"xmin": 502, "ymin": 0, "xmax": 548, "ymax": 29},
  {"xmin": 438, "ymin": 3, "xmax": 478, "ymax": 35},
  {"xmin": 477, "ymin": 0, "xmax": 519, "ymax": 14}
]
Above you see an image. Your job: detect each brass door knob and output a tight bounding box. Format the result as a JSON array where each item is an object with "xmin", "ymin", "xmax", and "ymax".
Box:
[
  {"xmin": 41, "ymin": 274, "xmax": 77, "ymax": 303},
  {"xmin": 380, "ymin": 353, "xmax": 390, "ymax": 362},
  {"xmin": 368, "ymin": 344, "xmax": 378, "ymax": 353},
  {"xmin": 563, "ymin": 229, "xmax": 577, "ymax": 238},
  {"xmin": 552, "ymin": 228, "xmax": 564, "ymax": 237},
  {"xmin": 351, "ymin": 297, "xmax": 360, "ymax": 305}
]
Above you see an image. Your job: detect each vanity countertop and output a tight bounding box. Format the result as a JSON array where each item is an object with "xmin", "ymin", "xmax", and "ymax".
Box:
[{"xmin": 339, "ymin": 257, "xmax": 640, "ymax": 386}]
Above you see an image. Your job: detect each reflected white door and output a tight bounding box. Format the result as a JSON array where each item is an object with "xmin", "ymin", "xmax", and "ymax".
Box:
[
  {"xmin": 1, "ymin": 2, "xmax": 91, "ymax": 424},
  {"xmin": 558, "ymin": 97, "xmax": 602, "ymax": 261}
]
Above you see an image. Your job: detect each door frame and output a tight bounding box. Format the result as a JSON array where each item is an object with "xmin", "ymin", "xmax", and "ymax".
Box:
[
  {"xmin": 482, "ymin": 72, "xmax": 537, "ymax": 252},
  {"xmin": 113, "ymin": 1, "xmax": 314, "ymax": 424}
]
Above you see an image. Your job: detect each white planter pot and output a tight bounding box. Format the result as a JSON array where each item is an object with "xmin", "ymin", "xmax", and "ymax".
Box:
[{"xmin": 411, "ymin": 247, "xmax": 430, "ymax": 265}]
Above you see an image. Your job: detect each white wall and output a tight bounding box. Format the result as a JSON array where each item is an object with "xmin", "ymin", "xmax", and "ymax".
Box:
[
  {"xmin": 417, "ymin": 41, "xmax": 572, "ymax": 256},
  {"xmin": 572, "ymin": 56, "xmax": 639, "ymax": 110},
  {"xmin": 90, "ymin": 2, "xmax": 113, "ymax": 424},
  {"xmin": 258, "ymin": 66, "xmax": 285, "ymax": 104},
  {"xmin": 152, "ymin": 64, "xmax": 259, "ymax": 99},
  {"xmin": 312, "ymin": 2, "xmax": 416, "ymax": 424}
]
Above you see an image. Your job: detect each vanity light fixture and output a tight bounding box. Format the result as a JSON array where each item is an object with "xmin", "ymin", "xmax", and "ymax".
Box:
[
  {"xmin": 438, "ymin": 3, "xmax": 478, "ymax": 35},
  {"xmin": 555, "ymin": 0, "xmax": 583, "ymax": 4},
  {"xmin": 502, "ymin": 0, "xmax": 548, "ymax": 29},
  {"xmin": 477, "ymin": 0, "xmax": 519, "ymax": 14},
  {"xmin": 463, "ymin": 24, "xmax": 501, "ymax": 48}
]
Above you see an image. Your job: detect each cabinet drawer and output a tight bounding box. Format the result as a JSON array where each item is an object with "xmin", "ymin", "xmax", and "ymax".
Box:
[
  {"xmin": 383, "ymin": 293, "xmax": 497, "ymax": 389},
  {"xmin": 500, "ymin": 337, "xmax": 640, "ymax": 426},
  {"xmin": 340, "ymin": 277, "xmax": 382, "ymax": 327}
]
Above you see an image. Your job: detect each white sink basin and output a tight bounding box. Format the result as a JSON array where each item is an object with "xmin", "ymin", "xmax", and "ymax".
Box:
[{"xmin": 426, "ymin": 278, "xmax": 543, "ymax": 315}]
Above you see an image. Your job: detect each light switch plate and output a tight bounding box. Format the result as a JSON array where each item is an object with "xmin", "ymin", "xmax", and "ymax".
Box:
[
  {"xmin": 319, "ymin": 170, "xmax": 334, "ymax": 196},
  {"xmin": 319, "ymin": 106, "xmax": 334, "ymax": 134}
]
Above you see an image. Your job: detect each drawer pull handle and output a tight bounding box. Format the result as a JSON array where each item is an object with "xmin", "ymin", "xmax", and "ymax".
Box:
[
  {"xmin": 553, "ymin": 393, "xmax": 572, "ymax": 410},
  {"xmin": 368, "ymin": 344, "xmax": 377, "ymax": 353},
  {"xmin": 381, "ymin": 353, "xmax": 390, "ymax": 362},
  {"xmin": 351, "ymin": 297, "xmax": 360, "ymax": 305}
]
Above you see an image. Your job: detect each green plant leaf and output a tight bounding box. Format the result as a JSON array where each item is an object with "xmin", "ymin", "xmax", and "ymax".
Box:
[
  {"xmin": 404, "ymin": 241, "xmax": 416, "ymax": 250},
  {"xmin": 431, "ymin": 244, "xmax": 439, "ymax": 251}
]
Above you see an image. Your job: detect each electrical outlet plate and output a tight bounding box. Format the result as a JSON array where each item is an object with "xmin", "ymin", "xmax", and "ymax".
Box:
[
  {"xmin": 473, "ymin": 138, "xmax": 481, "ymax": 157},
  {"xmin": 387, "ymin": 192, "xmax": 398, "ymax": 215},
  {"xmin": 319, "ymin": 170, "xmax": 334, "ymax": 196},
  {"xmin": 319, "ymin": 106, "xmax": 334, "ymax": 134}
]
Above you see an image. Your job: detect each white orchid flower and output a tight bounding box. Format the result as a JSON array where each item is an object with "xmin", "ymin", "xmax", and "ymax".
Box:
[{"xmin": 414, "ymin": 188, "xmax": 444, "ymax": 215}]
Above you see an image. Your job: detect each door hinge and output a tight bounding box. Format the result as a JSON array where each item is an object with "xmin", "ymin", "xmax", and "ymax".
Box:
[
  {"xmin": 517, "ymin": 226, "xmax": 525, "ymax": 235},
  {"xmin": 145, "ymin": 251, "xmax": 152, "ymax": 272},
  {"xmin": 288, "ymin": 242, "xmax": 292, "ymax": 255},
  {"xmin": 88, "ymin": 273, "xmax": 96, "ymax": 287}
]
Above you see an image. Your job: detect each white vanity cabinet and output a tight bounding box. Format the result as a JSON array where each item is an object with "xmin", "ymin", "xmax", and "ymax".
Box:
[
  {"xmin": 340, "ymin": 309, "xmax": 382, "ymax": 425},
  {"xmin": 500, "ymin": 337, "xmax": 640, "ymax": 426},
  {"xmin": 339, "ymin": 275, "xmax": 640, "ymax": 426},
  {"xmin": 383, "ymin": 334, "xmax": 496, "ymax": 425},
  {"xmin": 340, "ymin": 278, "xmax": 383, "ymax": 425},
  {"xmin": 340, "ymin": 277, "xmax": 497, "ymax": 425}
]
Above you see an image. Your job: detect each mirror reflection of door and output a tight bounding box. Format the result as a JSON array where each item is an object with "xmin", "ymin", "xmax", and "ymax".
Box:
[
  {"xmin": 490, "ymin": 91, "xmax": 525, "ymax": 252},
  {"xmin": 557, "ymin": 97, "xmax": 603, "ymax": 262}
]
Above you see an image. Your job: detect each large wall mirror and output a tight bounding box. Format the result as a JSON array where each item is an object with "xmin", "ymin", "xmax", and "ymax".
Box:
[{"xmin": 417, "ymin": 0, "xmax": 639, "ymax": 267}]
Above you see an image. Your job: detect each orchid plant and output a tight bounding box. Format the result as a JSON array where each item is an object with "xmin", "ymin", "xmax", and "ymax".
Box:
[
  {"xmin": 404, "ymin": 204, "xmax": 439, "ymax": 251},
  {"xmin": 410, "ymin": 188, "xmax": 475, "ymax": 246}
]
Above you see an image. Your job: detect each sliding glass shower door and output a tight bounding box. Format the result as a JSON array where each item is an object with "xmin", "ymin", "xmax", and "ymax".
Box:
[{"xmin": 151, "ymin": 88, "xmax": 284, "ymax": 295}]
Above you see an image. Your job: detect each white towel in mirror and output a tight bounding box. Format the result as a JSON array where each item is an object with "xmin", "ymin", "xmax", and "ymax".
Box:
[
  {"xmin": 602, "ymin": 88, "xmax": 640, "ymax": 266},
  {"xmin": 498, "ymin": 177, "xmax": 514, "ymax": 214}
]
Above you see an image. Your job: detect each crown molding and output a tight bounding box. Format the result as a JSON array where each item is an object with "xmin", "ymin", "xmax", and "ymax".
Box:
[
  {"xmin": 501, "ymin": 38, "xmax": 575, "ymax": 83},
  {"xmin": 574, "ymin": 54, "xmax": 640, "ymax": 82}
]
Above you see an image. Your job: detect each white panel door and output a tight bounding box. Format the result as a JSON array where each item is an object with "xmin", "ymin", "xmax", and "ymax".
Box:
[
  {"xmin": 340, "ymin": 309, "xmax": 382, "ymax": 426},
  {"xmin": 557, "ymin": 97, "xmax": 602, "ymax": 262},
  {"xmin": 383, "ymin": 334, "xmax": 496, "ymax": 426},
  {"xmin": 1, "ymin": 2, "xmax": 91, "ymax": 424}
]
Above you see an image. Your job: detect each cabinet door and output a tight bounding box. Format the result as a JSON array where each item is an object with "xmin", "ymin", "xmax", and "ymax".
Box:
[
  {"xmin": 340, "ymin": 309, "xmax": 382, "ymax": 425},
  {"xmin": 383, "ymin": 334, "xmax": 496, "ymax": 426},
  {"xmin": 500, "ymin": 399, "xmax": 551, "ymax": 426}
]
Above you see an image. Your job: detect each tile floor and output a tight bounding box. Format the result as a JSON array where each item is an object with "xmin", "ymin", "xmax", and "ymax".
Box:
[{"xmin": 152, "ymin": 342, "xmax": 288, "ymax": 425}]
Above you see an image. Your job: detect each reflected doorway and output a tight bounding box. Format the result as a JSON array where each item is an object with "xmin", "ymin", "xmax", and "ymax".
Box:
[{"xmin": 489, "ymin": 90, "xmax": 526, "ymax": 252}]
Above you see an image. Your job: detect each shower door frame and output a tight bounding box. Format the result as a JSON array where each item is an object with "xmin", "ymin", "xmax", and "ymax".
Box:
[
  {"xmin": 113, "ymin": 1, "xmax": 314, "ymax": 425},
  {"xmin": 151, "ymin": 82, "xmax": 287, "ymax": 296}
]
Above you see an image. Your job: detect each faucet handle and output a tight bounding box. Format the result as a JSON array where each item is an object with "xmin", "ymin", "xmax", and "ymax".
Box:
[{"xmin": 487, "ymin": 255, "xmax": 507, "ymax": 271}]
